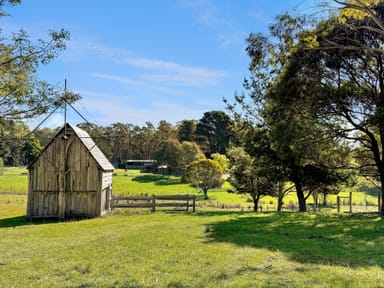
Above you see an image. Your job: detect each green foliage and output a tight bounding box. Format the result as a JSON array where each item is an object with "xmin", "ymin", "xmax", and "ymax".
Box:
[
  {"xmin": 195, "ymin": 111, "xmax": 234, "ymax": 156},
  {"xmin": 176, "ymin": 119, "xmax": 196, "ymax": 142},
  {"xmin": 0, "ymin": 120, "xmax": 31, "ymax": 166},
  {"xmin": 22, "ymin": 136, "xmax": 42, "ymax": 165},
  {"xmin": 227, "ymin": 147, "xmax": 276, "ymax": 211},
  {"xmin": 211, "ymin": 153, "xmax": 228, "ymax": 172},
  {"xmin": 283, "ymin": 1, "xmax": 384, "ymax": 214},
  {"xmin": 0, "ymin": 1, "xmax": 71, "ymax": 120},
  {"xmin": 229, "ymin": 7, "xmax": 359, "ymax": 212},
  {"xmin": 177, "ymin": 141, "xmax": 205, "ymax": 169},
  {"xmin": 185, "ymin": 159, "xmax": 224, "ymax": 199},
  {"xmin": 153, "ymin": 138, "xmax": 180, "ymax": 168}
]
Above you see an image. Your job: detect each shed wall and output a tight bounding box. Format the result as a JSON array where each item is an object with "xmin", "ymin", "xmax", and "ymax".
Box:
[{"xmin": 100, "ymin": 171, "xmax": 113, "ymax": 213}]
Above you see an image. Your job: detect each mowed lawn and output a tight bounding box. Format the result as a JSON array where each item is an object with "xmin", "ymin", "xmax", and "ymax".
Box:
[{"xmin": 1, "ymin": 193, "xmax": 384, "ymax": 287}]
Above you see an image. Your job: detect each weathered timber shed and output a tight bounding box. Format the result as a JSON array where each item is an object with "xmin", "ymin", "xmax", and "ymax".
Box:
[{"xmin": 27, "ymin": 123, "xmax": 114, "ymax": 219}]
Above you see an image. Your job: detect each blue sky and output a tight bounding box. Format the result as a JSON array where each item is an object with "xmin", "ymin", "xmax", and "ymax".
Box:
[{"xmin": 2, "ymin": 0, "xmax": 312, "ymax": 128}]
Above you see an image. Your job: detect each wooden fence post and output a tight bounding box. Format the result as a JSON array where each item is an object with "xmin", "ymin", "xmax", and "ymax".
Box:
[
  {"xmin": 349, "ymin": 192, "xmax": 352, "ymax": 213},
  {"xmin": 192, "ymin": 196, "xmax": 196, "ymax": 213},
  {"xmin": 151, "ymin": 195, "xmax": 156, "ymax": 212},
  {"xmin": 337, "ymin": 196, "xmax": 340, "ymax": 213}
]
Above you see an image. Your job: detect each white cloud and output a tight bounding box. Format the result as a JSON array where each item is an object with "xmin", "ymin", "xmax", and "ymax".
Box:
[
  {"xmin": 75, "ymin": 95, "xmax": 207, "ymax": 126},
  {"xmin": 119, "ymin": 57, "xmax": 227, "ymax": 87},
  {"xmin": 61, "ymin": 40, "xmax": 133, "ymax": 63},
  {"xmin": 180, "ymin": 0, "xmax": 244, "ymax": 47},
  {"xmin": 91, "ymin": 73, "xmax": 187, "ymax": 96},
  {"xmin": 91, "ymin": 73, "xmax": 141, "ymax": 87},
  {"xmin": 63, "ymin": 39, "xmax": 228, "ymax": 88}
]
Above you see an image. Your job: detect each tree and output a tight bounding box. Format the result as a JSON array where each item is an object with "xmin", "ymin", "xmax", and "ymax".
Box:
[
  {"xmin": 227, "ymin": 146, "xmax": 275, "ymax": 211},
  {"xmin": 228, "ymin": 12, "xmax": 355, "ymax": 211},
  {"xmin": 153, "ymin": 139, "xmax": 180, "ymax": 169},
  {"xmin": 0, "ymin": 0, "xmax": 71, "ymax": 121},
  {"xmin": 109, "ymin": 122, "xmax": 133, "ymax": 164},
  {"xmin": 177, "ymin": 120, "xmax": 196, "ymax": 142},
  {"xmin": 264, "ymin": 54, "xmax": 354, "ymax": 211},
  {"xmin": 155, "ymin": 121, "xmax": 177, "ymax": 142},
  {"xmin": 33, "ymin": 127, "xmax": 55, "ymax": 147},
  {"xmin": 282, "ymin": 1, "xmax": 384, "ymax": 214},
  {"xmin": 195, "ymin": 111, "xmax": 233, "ymax": 156},
  {"xmin": 0, "ymin": 119, "xmax": 30, "ymax": 165},
  {"xmin": 211, "ymin": 153, "xmax": 229, "ymax": 172},
  {"xmin": 185, "ymin": 159, "xmax": 224, "ymax": 199},
  {"xmin": 235, "ymin": 124, "xmax": 295, "ymax": 212},
  {"xmin": 177, "ymin": 141, "xmax": 205, "ymax": 169},
  {"xmin": 122, "ymin": 122, "xmax": 157, "ymax": 160},
  {"xmin": 234, "ymin": 15, "xmax": 319, "ymax": 212},
  {"xmin": 22, "ymin": 136, "xmax": 42, "ymax": 164}
]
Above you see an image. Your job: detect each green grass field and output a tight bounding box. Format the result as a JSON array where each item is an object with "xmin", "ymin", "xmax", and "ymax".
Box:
[
  {"xmin": 0, "ymin": 166, "xmax": 28, "ymax": 193},
  {"xmin": 0, "ymin": 167, "xmax": 384, "ymax": 287}
]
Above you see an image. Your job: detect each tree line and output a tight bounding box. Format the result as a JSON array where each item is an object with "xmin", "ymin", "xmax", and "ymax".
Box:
[{"xmin": 0, "ymin": 111, "xmax": 234, "ymax": 167}]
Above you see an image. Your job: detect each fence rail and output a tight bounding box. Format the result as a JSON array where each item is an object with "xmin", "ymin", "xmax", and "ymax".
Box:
[{"xmin": 111, "ymin": 194, "xmax": 196, "ymax": 212}]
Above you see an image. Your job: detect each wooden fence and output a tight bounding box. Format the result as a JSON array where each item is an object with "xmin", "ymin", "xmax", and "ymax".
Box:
[{"xmin": 111, "ymin": 194, "xmax": 196, "ymax": 212}]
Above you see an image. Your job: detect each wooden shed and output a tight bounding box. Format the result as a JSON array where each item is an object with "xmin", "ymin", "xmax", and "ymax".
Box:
[{"xmin": 27, "ymin": 123, "xmax": 114, "ymax": 219}]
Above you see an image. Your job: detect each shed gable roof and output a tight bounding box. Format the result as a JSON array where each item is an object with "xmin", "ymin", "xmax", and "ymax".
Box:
[
  {"xmin": 70, "ymin": 124, "xmax": 114, "ymax": 171},
  {"xmin": 28, "ymin": 123, "xmax": 114, "ymax": 171}
]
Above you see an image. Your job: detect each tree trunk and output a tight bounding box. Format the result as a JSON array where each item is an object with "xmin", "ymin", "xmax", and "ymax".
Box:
[
  {"xmin": 277, "ymin": 196, "xmax": 283, "ymax": 212},
  {"xmin": 203, "ymin": 189, "xmax": 208, "ymax": 200},
  {"xmin": 277, "ymin": 182, "xmax": 284, "ymax": 212},
  {"xmin": 312, "ymin": 191, "xmax": 318, "ymax": 212},
  {"xmin": 295, "ymin": 181, "xmax": 306, "ymax": 212},
  {"xmin": 252, "ymin": 193, "xmax": 260, "ymax": 212},
  {"xmin": 323, "ymin": 192, "xmax": 328, "ymax": 206},
  {"xmin": 380, "ymin": 173, "xmax": 384, "ymax": 216}
]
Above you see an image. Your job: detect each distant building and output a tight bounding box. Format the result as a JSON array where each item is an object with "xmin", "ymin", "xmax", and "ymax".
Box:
[
  {"xmin": 27, "ymin": 123, "xmax": 114, "ymax": 219},
  {"xmin": 125, "ymin": 160, "xmax": 157, "ymax": 172}
]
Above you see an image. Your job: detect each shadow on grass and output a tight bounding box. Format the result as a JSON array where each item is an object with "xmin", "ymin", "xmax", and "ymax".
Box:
[
  {"xmin": 357, "ymin": 184, "xmax": 380, "ymax": 198},
  {"xmin": 132, "ymin": 174, "xmax": 181, "ymax": 186},
  {"xmin": 207, "ymin": 212, "xmax": 384, "ymax": 268},
  {"xmin": 0, "ymin": 215, "xmax": 59, "ymax": 228}
]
